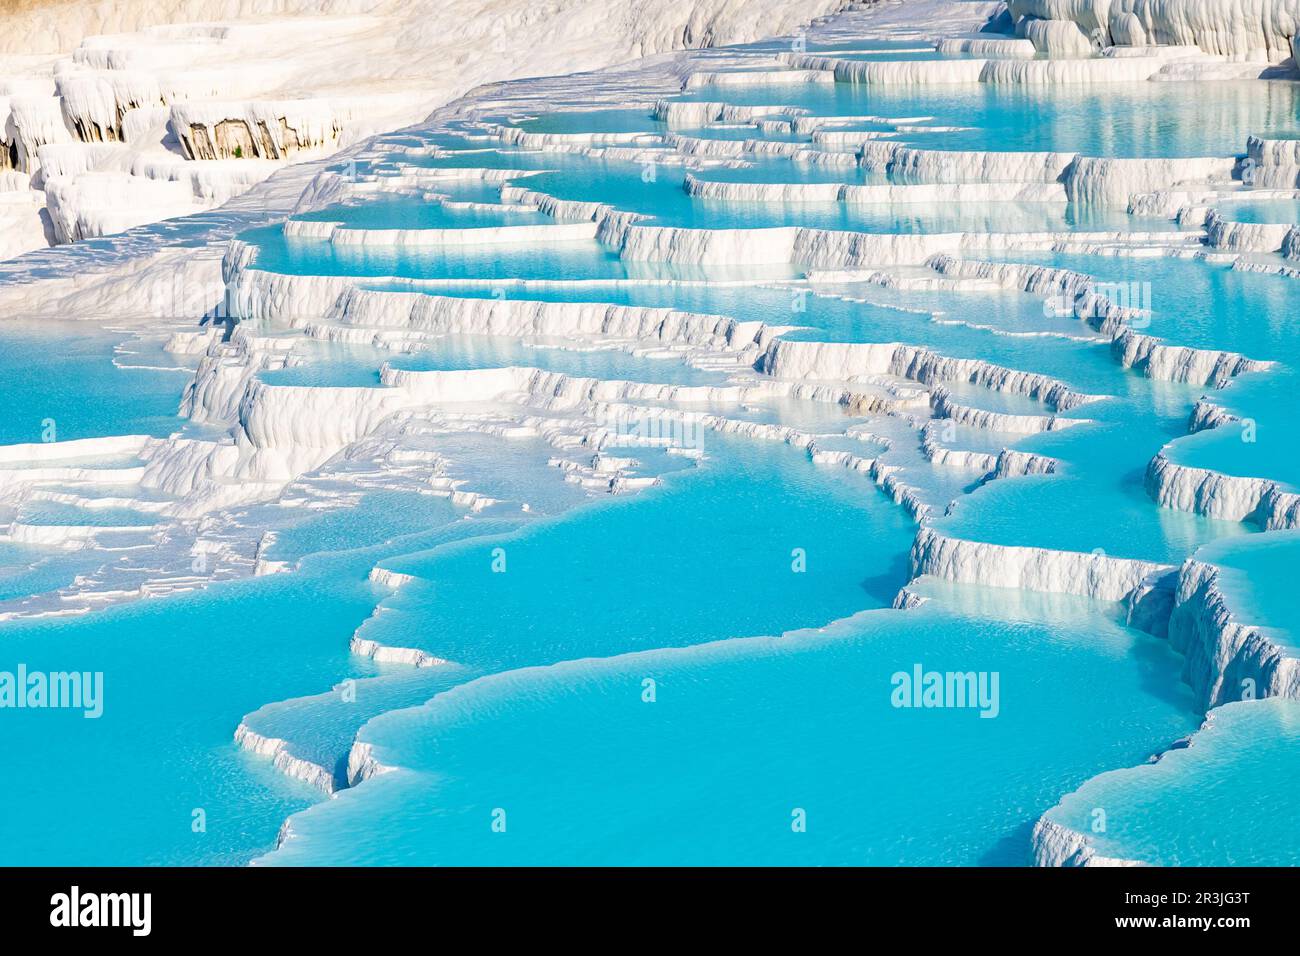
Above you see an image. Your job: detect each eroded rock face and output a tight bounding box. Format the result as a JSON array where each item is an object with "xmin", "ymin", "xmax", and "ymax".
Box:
[
  {"xmin": 909, "ymin": 527, "xmax": 1175, "ymax": 604},
  {"xmin": 177, "ymin": 112, "xmax": 342, "ymax": 161},
  {"xmin": 56, "ymin": 72, "xmax": 163, "ymax": 143},
  {"xmin": 0, "ymin": 0, "xmax": 853, "ymax": 258},
  {"xmin": 1023, "ymin": 16, "xmax": 1096, "ymax": 55},
  {"xmin": 1168, "ymin": 559, "xmax": 1300, "ymax": 709},
  {"xmin": 1008, "ymin": 0, "xmax": 1300, "ymax": 59}
]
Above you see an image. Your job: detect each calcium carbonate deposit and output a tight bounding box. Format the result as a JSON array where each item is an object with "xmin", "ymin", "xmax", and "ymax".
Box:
[{"xmin": 2, "ymin": 0, "xmax": 1300, "ymax": 868}]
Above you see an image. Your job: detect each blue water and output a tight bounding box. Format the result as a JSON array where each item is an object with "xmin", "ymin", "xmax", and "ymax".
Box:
[
  {"xmin": 264, "ymin": 596, "xmax": 1196, "ymax": 865},
  {"xmin": 0, "ymin": 545, "xmax": 105, "ymax": 603},
  {"xmin": 1187, "ymin": 530, "xmax": 1300, "ymax": 654},
  {"xmin": 0, "ymin": 323, "xmax": 183, "ymax": 444},
  {"xmin": 975, "ymin": 250, "xmax": 1300, "ymax": 499},
  {"xmin": 353, "ymin": 435, "xmax": 916, "ymax": 671},
  {"xmin": 1213, "ymin": 196, "xmax": 1300, "ymax": 224},
  {"xmin": 1167, "ymin": 367, "xmax": 1300, "ymax": 490},
  {"xmin": 293, "ymin": 197, "xmax": 553, "ymax": 230},
  {"xmin": 676, "ymin": 80, "xmax": 1300, "ymax": 157},
  {"xmin": 261, "ymin": 335, "xmax": 732, "ymax": 388},
  {"xmin": 1041, "ymin": 698, "xmax": 1300, "ymax": 865},
  {"xmin": 0, "ymin": 491, "xmax": 526, "ymax": 865},
  {"xmin": 249, "ymin": 223, "xmax": 798, "ymax": 284}
]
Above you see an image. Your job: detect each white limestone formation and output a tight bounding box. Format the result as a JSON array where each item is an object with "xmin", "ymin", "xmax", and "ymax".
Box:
[
  {"xmin": 909, "ymin": 527, "xmax": 1176, "ymax": 604},
  {"xmin": 234, "ymin": 723, "xmax": 338, "ymax": 795},
  {"xmin": 1168, "ymin": 558, "xmax": 1300, "ymax": 708},
  {"xmin": 1146, "ymin": 452, "xmax": 1300, "ymax": 530},
  {"xmin": 0, "ymin": 0, "xmax": 850, "ymax": 260},
  {"xmin": 1031, "ymin": 818, "xmax": 1141, "ymax": 867},
  {"xmin": 1008, "ymin": 0, "xmax": 1300, "ymax": 60}
]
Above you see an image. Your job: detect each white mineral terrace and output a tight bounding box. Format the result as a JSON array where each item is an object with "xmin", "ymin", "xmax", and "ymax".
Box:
[{"xmin": 2, "ymin": 0, "xmax": 1300, "ymax": 872}]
